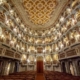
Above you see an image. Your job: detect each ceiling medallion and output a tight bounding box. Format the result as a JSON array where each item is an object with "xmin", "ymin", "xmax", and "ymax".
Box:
[{"xmin": 22, "ymin": 0, "xmax": 57, "ymax": 25}]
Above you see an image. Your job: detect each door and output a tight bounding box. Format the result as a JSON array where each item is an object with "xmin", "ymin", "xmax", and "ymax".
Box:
[{"xmin": 37, "ymin": 60, "xmax": 43, "ymax": 73}]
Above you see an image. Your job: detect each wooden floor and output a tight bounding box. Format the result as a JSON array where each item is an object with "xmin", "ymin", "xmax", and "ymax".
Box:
[{"xmin": 36, "ymin": 73, "xmax": 44, "ymax": 80}]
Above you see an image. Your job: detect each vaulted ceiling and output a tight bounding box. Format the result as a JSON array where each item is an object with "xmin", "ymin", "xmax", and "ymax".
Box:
[
  {"xmin": 22, "ymin": 0, "xmax": 57, "ymax": 25},
  {"xmin": 11, "ymin": 0, "xmax": 69, "ymax": 30}
]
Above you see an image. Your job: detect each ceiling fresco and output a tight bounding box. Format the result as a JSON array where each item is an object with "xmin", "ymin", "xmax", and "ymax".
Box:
[
  {"xmin": 11, "ymin": 0, "xmax": 68, "ymax": 30},
  {"xmin": 22, "ymin": 0, "xmax": 57, "ymax": 25}
]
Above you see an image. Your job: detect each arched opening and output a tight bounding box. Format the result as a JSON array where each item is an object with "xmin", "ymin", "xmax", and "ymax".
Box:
[{"xmin": 37, "ymin": 56, "xmax": 43, "ymax": 73}]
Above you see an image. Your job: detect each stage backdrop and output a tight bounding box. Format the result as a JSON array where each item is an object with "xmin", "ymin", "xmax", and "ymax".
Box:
[{"xmin": 37, "ymin": 57, "xmax": 43, "ymax": 73}]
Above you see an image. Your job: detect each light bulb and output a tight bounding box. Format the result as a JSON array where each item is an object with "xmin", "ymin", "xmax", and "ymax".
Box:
[
  {"xmin": 74, "ymin": 32, "xmax": 80, "ymax": 42},
  {"xmin": 60, "ymin": 43, "xmax": 64, "ymax": 49},
  {"xmin": 1, "ymin": 34, "xmax": 4, "ymax": 39},
  {"xmin": 56, "ymin": 23, "xmax": 60, "ymax": 28},
  {"xmin": 18, "ymin": 34, "xmax": 21, "ymax": 38},
  {"xmin": 27, "ymin": 59, "xmax": 30, "ymax": 63},
  {"xmin": 60, "ymin": 17, "xmax": 64, "ymax": 22},
  {"xmin": 43, "ymin": 49, "xmax": 45, "ymax": 53},
  {"xmin": 21, "ymin": 47, "xmax": 25, "ymax": 51},
  {"xmin": 44, "ymin": 59, "xmax": 46, "ymax": 62},
  {"xmin": 23, "ymin": 54, "xmax": 26, "ymax": 59},
  {"xmin": 67, "ymin": 8, "xmax": 71, "ymax": 14},
  {"xmin": 9, "ymin": 9, "xmax": 14, "ymax": 15},
  {"xmin": 35, "ymin": 59, "xmax": 36, "ymax": 62},
  {"xmin": 13, "ymin": 28, "xmax": 17, "ymax": 33}
]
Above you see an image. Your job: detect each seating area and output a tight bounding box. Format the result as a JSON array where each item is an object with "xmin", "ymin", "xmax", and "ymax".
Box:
[
  {"xmin": 44, "ymin": 71, "xmax": 80, "ymax": 80},
  {"xmin": 0, "ymin": 71, "xmax": 36, "ymax": 80}
]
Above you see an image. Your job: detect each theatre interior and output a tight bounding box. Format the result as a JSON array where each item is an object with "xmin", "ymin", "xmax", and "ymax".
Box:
[{"xmin": 0, "ymin": 0, "xmax": 80, "ymax": 80}]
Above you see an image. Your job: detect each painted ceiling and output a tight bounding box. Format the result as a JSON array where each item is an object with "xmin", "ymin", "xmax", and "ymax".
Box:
[
  {"xmin": 22, "ymin": 0, "xmax": 57, "ymax": 25},
  {"xmin": 11, "ymin": 0, "xmax": 68, "ymax": 30}
]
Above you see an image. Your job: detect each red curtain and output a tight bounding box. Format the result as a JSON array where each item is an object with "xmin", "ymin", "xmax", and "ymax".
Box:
[{"xmin": 37, "ymin": 61, "xmax": 43, "ymax": 73}]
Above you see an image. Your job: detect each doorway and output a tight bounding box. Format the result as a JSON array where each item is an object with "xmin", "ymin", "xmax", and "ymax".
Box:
[
  {"xmin": 37, "ymin": 56, "xmax": 43, "ymax": 73},
  {"xmin": 61, "ymin": 62, "xmax": 66, "ymax": 73}
]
